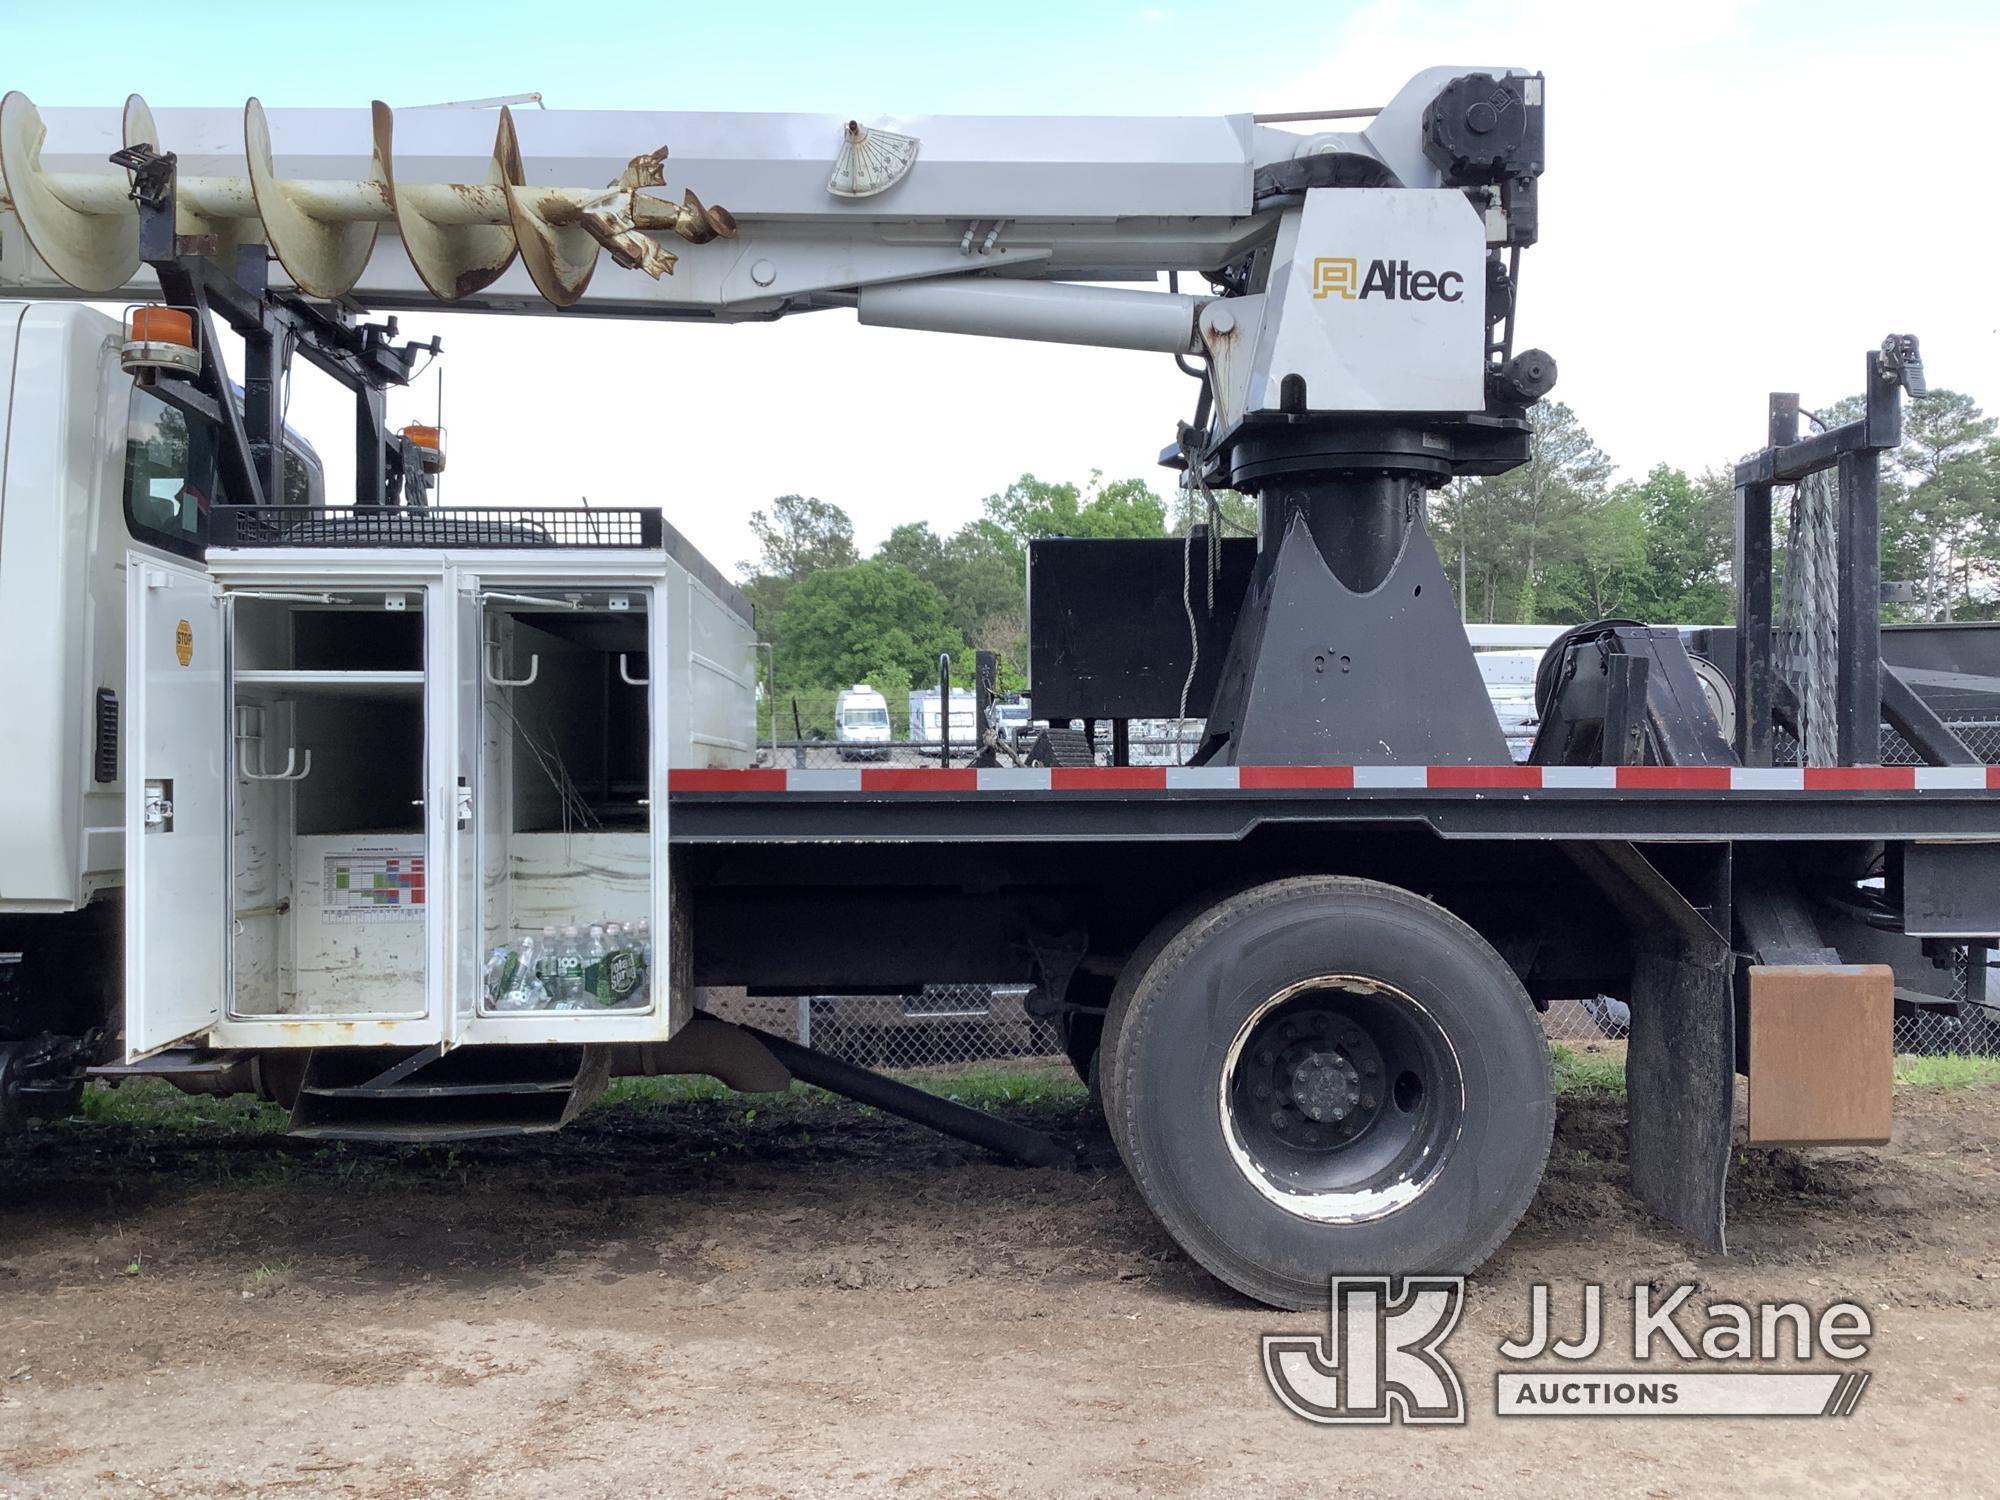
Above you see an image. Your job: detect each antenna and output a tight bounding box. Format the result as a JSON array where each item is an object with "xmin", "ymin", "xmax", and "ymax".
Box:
[{"xmin": 434, "ymin": 360, "xmax": 444, "ymax": 507}]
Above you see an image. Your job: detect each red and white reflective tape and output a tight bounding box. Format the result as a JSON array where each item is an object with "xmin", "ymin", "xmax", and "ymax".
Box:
[{"xmin": 668, "ymin": 765, "xmax": 2000, "ymax": 794}]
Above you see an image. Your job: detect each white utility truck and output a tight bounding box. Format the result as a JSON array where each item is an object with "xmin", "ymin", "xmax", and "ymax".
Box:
[{"xmin": 0, "ymin": 70, "xmax": 1974, "ymax": 1313}]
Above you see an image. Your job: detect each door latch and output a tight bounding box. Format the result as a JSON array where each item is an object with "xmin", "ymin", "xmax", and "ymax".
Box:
[
  {"xmin": 143, "ymin": 778, "xmax": 175, "ymax": 832},
  {"xmin": 455, "ymin": 777, "xmax": 473, "ymax": 828}
]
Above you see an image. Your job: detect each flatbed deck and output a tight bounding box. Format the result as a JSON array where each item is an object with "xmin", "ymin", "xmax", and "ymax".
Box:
[{"xmin": 665, "ymin": 763, "xmax": 2000, "ymax": 842}]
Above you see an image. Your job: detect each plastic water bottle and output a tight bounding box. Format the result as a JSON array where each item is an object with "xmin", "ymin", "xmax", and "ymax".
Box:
[
  {"xmin": 552, "ymin": 926, "xmax": 586, "ymax": 1007},
  {"xmin": 603, "ymin": 923, "xmax": 644, "ymax": 1008},
  {"xmin": 584, "ymin": 924, "xmax": 611, "ymax": 1006},
  {"xmin": 634, "ymin": 919, "xmax": 652, "ymax": 973},
  {"xmin": 495, "ymin": 934, "xmax": 550, "ymax": 1011},
  {"xmin": 482, "ymin": 945, "xmax": 514, "ymax": 1005}
]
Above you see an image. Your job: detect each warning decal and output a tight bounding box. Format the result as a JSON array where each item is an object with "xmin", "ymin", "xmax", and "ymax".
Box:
[{"xmin": 322, "ymin": 851, "xmax": 426, "ymax": 923}]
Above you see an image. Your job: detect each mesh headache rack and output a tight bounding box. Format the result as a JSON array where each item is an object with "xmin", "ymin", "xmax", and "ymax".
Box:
[{"xmin": 209, "ymin": 505, "xmax": 665, "ymax": 549}]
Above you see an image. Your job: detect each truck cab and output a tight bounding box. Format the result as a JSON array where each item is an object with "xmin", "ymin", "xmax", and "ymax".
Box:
[{"xmin": 0, "ymin": 302, "xmax": 324, "ymax": 916}]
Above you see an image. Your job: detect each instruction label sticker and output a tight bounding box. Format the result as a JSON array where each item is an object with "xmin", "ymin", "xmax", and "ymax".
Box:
[{"xmin": 323, "ymin": 851, "xmax": 426, "ymax": 923}]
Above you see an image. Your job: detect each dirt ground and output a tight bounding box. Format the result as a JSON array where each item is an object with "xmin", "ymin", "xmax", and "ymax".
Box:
[{"xmin": 2, "ymin": 1072, "xmax": 1997, "ymax": 1500}]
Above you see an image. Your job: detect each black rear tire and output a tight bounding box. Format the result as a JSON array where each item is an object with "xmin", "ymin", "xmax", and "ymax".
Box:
[{"xmin": 1108, "ymin": 876, "xmax": 1553, "ymax": 1310}]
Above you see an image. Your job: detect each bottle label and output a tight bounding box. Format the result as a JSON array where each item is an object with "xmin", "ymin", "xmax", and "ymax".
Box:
[{"xmin": 606, "ymin": 949, "xmax": 641, "ymax": 1001}]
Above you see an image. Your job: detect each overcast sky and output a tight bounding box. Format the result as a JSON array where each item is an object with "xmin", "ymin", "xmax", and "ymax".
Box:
[{"xmin": 14, "ymin": 0, "xmax": 1997, "ymax": 575}]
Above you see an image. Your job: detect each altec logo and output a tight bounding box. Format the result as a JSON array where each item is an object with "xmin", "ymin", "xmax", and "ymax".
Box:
[{"xmin": 1313, "ymin": 256, "xmax": 1465, "ymax": 304}]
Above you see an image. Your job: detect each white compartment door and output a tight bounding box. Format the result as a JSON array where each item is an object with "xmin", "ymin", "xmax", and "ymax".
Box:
[
  {"xmin": 124, "ymin": 556, "xmax": 227, "ymax": 1059},
  {"xmin": 447, "ymin": 580, "xmax": 483, "ymax": 1046}
]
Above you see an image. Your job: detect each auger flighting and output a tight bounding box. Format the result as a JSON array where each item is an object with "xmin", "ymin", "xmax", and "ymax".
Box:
[{"xmin": 0, "ymin": 92, "xmax": 737, "ymax": 304}]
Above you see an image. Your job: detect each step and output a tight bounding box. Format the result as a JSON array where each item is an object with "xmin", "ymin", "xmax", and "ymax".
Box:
[
  {"xmin": 299, "ymin": 1078, "xmax": 576, "ymax": 1101},
  {"xmin": 288, "ymin": 1044, "xmax": 596, "ymax": 1141}
]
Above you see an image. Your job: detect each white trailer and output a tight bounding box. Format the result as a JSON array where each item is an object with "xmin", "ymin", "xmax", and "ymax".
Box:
[{"xmin": 907, "ymin": 688, "xmax": 976, "ymax": 758}]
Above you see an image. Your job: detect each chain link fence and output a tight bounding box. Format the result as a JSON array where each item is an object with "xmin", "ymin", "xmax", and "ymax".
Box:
[
  {"xmin": 703, "ymin": 985, "xmax": 1067, "ymax": 1074},
  {"xmin": 702, "ymin": 964, "xmax": 1997, "ymax": 1082},
  {"xmin": 762, "ymin": 725, "xmax": 1203, "ymax": 769},
  {"xmin": 1541, "ymin": 988, "xmax": 2000, "ymax": 1058}
]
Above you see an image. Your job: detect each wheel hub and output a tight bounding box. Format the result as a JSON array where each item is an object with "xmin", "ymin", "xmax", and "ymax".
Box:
[
  {"xmin": 1249, "ymin": 1011, "xmax": 1387, "ymax": 1143},
  {"xmin": 1220, "ymin": 978, "xmax": 1462, "ymax": 1224},
  {"xmin": 1287, "ymin": 1048, "xmax": 1360, "ymax": 1123}
]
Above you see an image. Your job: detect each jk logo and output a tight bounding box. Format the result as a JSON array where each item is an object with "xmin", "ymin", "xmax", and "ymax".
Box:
[{"xmin": 1261, "ymin": 1276, "xmax": 1467, "ymax": 1425}]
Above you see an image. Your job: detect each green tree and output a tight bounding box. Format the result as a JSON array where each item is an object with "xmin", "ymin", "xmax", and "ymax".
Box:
[
  {"xmin": 739, "ymin": 494, "xmax": 860, "ymax": 628},
  {"xmin": 1432, "ymin": 401, "xmax": 1614, "ymax": 622},
  {"xmin": 771, "ymin": 560, "xmax": 964, "ymax": 701},
  {"xmin": 1894, "ymin": 391, "xmax": 1998, "ymax": 620},
  {"xmin": 1539, "ymin": 488, "xmax": 1647, "ymax": 622},
  {"xmin": 875, "ymin": 517, "xmax": 1029, "ymax": 682},
  {"xmin": 1810, "ymin": 390, "xmax": 1998, "ymax": 621},
  {"xmin": 979, "ymin": 471, "xmax": 1168, "ymax": 566},
  {"xmin": 1168, "ymin": 485, "xmax": 1258, "ymax": 536},
  {"xmin": 1627, "ymin": 464, "xmax": 1733, "ymax": 623},
  {"xmin": 744, "ymin": 493, "xmax": 859, "ymax": 577}
]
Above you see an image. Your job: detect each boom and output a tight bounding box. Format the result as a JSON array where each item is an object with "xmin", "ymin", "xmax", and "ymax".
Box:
[{"xmin": 2, "ymin": 67, "xmax": 1519, "ymax": 327}]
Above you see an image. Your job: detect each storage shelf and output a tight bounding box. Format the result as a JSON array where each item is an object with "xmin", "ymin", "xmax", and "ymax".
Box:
[{"xmin": 234, "ymin": 669, "xmax": 423, "ymax": 698}]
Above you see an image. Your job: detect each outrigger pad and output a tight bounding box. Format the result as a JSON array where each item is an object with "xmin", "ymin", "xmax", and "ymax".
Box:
[
  {"xmin": 1566, "ymin": 842, "xmax": 1734, "ymax": 1253},
  {"xmin": 1744, "ymin": 965, "xmax": 1893, "ymax": 1147}
]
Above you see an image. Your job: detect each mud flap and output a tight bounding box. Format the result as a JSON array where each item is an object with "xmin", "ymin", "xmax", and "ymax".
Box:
[{"xmin": 1566, "ymin": 842, "xmax": 1734, "ymax": 1253}]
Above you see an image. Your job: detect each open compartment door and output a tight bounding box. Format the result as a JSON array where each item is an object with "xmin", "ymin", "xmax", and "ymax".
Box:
[
  {"xmin": 448, "ymin": 580, "xmax": 484, "ymax": 1047},
  {"xmin": 124, "ymin": 556, "xmax": 227, "ymax": 1058},
  {"xmin": 459, "ymin": 579, "xmax": 674, "ymax": 1043}
]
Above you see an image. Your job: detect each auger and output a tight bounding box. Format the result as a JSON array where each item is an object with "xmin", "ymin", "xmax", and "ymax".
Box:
[{"xmin": 0, "ymin": 92, "xmax": 737, "ymax": 303}]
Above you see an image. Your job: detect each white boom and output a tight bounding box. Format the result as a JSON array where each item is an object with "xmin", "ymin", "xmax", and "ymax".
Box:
[
  {"xmin": 1, "ymin": 67, "xmax": 1544, "ymax": 425},
  {"xmin": 0, "ymin": 68, "xmax": 1504, "ymax": 316}
]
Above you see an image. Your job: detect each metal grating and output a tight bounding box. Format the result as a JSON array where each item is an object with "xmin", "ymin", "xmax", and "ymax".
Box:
[
  {"xmin": 93, "ymin": 689, "xmax": 119, "ymax": 784},
  {"xmin": 209, "ymin": 505, "xmax": 664, "ymax": 549}
]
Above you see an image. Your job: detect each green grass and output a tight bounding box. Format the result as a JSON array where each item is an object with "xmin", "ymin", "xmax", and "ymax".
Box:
[
  {"xmin": 1550, "ymin": 1044, "xmax": 1627, "ymax": 1098},
  {"xmin": 593, "ymin": 1075, "xmax": 736, "ymax": 1111},
  {"xmin": 1892, "ymin": 1054, "xmax": 2000, "ymax": 1089},
  {"xmin": 78, "ymin": 1079, "xmax": 289, "ymax": 1135},
  {"xmin": 589, "ymin": 1064, "xmax": 1088, "ymax": 1116},
  {"xmin": 898, "ymin": 1065, "xmax": 1088, "ymax": 1110},
  {"xmin": 1546, "ymin": 1045, "xmax": 2000, "ymax": 1097},
  {"xmin": 59, "ymin": 1053, "xmax": 1997, "ymax": 1141},
  {"xmin": 67, "ymin": 1067, "xmax": 1087, "ymax": 1139}
]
